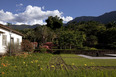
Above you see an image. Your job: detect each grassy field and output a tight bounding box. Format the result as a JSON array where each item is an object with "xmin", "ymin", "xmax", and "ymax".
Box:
[
  {"xmin": 0, "ymin": 53, "xmax": 116, "ymax": 77},
  {"xmin": 61, "ymin": 54, "xmax": 116, "ymax": 66},
  {"xmin": 0, "ymin": 53, "xmax": 52, "ymax": 77}
]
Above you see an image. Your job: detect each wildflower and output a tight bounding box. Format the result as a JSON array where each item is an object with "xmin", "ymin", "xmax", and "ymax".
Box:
[
  {"xmin": 38, "ymin": 64, "xmax": 40, "ymax": 66},
  {"xmin": 31, "ymin": 61, "xmax": 33, "ymax": 63},
  {"xmin": 61, "ymin": 64, "xmax": 64, "ymax": 67},
  {"xmin": 14, "ymin": 65, "xmax": 17, "ymax": 68},
  {"xmin": 1, "ymin": 63, "xmax": 6, "ymax": 67},
  {"xmin": 2, "ymin": 72, "xmax": 5, "ymax": 75},
  {"xmin": 84, "ymin": 64, "xmax": 87, "ymax": 66},
  {"xmin": 72, "ymin": 63, "xmax": 75, "ymax": 65},
  {"xmin": 35, "ymin": 60, "xmax": 38, "ymax": 63},
  {"xmin": 40, "ymin": 68, "xmax": 43, "ymax": 70},
  {"xmin": 23, "ymin": 62, "xmax": 25, "ymax": 64},
  {"xmin": 38, "ymin": 65, "xmax": 40, "ymax": 69},
  {"xmin": 51, "ymin": 65, "xmax": 55, "ymax": 68}
]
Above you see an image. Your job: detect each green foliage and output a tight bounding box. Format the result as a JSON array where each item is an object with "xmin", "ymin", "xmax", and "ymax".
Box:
[
  {"xmin": 54, "ymin": 30, "xmax": 86, "ymax": 49},
  {"xmin": 46, "ymin": 16, "xmax": 63, "ymax": 29},
  {"xmin": 34, "ymin": 26, "xmax": 55, "ymax": 44},
  {"xmin": 39, "ymin": 48, "xmax": 47, "ymax": 53},
  {"xmin": 98, "ymin": 27, "xmax": 116, "ymax": 49},
  {"xmin": 1, "ymin": 54, "xmax": 116, "ymax": 77},
  {"xmin": 6, "ymin": 43, "xmax": 22, "ymax": 55},
  {"xmin": 21, "ymin": 40, "xmax": 33, "ymax": 53},
  {"xmin": 19, "ymin": 19, "xmax": 116, "ymax": 49},
  {"xmin": 105, "ymin": 21, "xmax": 116, "ymax": 28}
]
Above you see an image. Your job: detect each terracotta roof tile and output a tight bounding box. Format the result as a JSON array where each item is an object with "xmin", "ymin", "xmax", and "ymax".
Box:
[{"xmin": 0, "ymin": 24, "xmax": 23, "ymax": 36}]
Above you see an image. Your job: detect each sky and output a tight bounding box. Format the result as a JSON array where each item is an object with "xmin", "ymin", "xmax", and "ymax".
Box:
[{"xmin": 0, "ymin": 0, "xmax": 116, "ymax": 25}]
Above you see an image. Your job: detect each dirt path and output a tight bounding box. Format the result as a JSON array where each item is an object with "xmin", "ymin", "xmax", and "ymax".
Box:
[
  {"xmin": 48, "ymin": 55, "xmax": 116, "ymax": 70},
  {"xmin": 48, "ymin": 55, "xmax": 77, "ymax": 70}
]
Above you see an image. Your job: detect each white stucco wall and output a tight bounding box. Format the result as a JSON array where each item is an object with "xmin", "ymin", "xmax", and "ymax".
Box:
[{"xmin": 0, "ymin": 28, "xmax": 22, "ymax": 55}]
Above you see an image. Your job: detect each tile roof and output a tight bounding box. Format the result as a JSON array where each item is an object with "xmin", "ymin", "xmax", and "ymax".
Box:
[{"xmin": 0, "ymin": 24, "xmax": 23, "ymax": 36}]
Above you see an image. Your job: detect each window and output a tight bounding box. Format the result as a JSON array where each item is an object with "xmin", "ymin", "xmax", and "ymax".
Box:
[
  {"xmin": 11, "ymin": 37, "xmax": 14, "ymax": 45},
  {"xmin": 2, "ymin": 35, "xmax": 7, "ymax": 46},
  {"xmin": 17, "ymin": 38, "xmax": 19, "ymax": 45}
]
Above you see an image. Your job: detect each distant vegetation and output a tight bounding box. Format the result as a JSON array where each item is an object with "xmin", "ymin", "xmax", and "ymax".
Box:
[
  {"xmin": 15, "ymin": 15, "xmax": 116, "ymax": 50},
  {"xmin": 69, "ymin": 11, "xmax": 116, "ymax": 24},
  {"xmin": 6, "ymin": 11, "xmax": 116, "ymax": 50}
]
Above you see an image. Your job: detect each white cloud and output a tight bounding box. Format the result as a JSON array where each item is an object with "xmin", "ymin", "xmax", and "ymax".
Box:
[
  {"xmin": 0, "ymin": 10, "xmax": 14, "ymax": 21},
  {"xmin": 0, "ymin": 5, "xmax": 73, "ymax": 25},
  {"xmin": 62, "ymin": 16, "xmax": 73, "ymax": 23},
  {"xmin": 0, "ymin": 21, "xmax": 7, "ymax": 25},
  {"xmin": 16, "ymin": 3, "xmax": 23, "ymax": 7},
  {"xmin": 42, "ymin": 6, "xmax": 45, "ymax": 10}
]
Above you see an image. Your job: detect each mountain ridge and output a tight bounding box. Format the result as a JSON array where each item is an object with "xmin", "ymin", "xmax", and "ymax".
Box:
[{"xmin": 69, "ymin": 11, "xmax": 116, "ymax": 24}]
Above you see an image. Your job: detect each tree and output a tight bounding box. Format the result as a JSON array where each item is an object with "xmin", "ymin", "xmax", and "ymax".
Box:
[
  {"xmin": 105, "ymin": 21, "xmax": 116, "ymax": 28},
  {"xmin": 77, "ymin": 21, "xmax": 106, "ymax": 47},
  {"xmin": 99, "ymin": 28, "xmax": 116, "ymax": 49},
  {"xmin": 55, "ymin": 30, "xmax": 86, "ymax": 49},
  {"xmin": 34, "ymin": 26, "xmax": 56, "ymax": 44},
  {"xmin": 46, "ymin": 16, "xmax": 63, "ymax": 29}
]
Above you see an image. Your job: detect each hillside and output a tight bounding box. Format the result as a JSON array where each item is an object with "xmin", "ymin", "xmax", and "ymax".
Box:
[
  {"xmin": 69, "ymin": 11, "xmax": 116, "ymax": 24},
  {"xmin": 6, "ymin": 24, "xmax": 41, "ymax": 30}
]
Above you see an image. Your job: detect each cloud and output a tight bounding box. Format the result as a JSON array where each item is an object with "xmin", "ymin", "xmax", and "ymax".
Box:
[
  {"xmin": 0, "ymin": 5, "xmax": 73, "ymax": 25},
  {"xmin": 16, "ymin": 3, "xmax": 23, "ymax": 7},
  {"xmin": 0, "ymin": 21, "xmax": 7, "ymax": 25},
  {"xmin": 42, "ymin": 6, "xmax": 45, "ymax": 10},
  {"xmin": 0, "ymin": 10, "xmax": 14, "ymax": 22},
  {"xmin": 62, "ymin": 16, "xmax": 73, "ymax": 23}
]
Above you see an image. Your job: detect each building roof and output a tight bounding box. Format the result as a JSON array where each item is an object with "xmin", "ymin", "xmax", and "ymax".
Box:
[
  {"xmin": 0, "ymin": 24, "xmax": 23, "ymax": 36},
  {"xmin": 0, "ymin": 31, "xmax": 4, "ymax": 33}
]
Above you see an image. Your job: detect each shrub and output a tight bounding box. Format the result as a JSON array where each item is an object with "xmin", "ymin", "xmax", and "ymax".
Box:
[
  {"xmin": 6, "ymin": 43, "xmax": 21, "ymax": 55},
  {"xmin": 39, "ymin": 47, "xmax": 47, "ymax": 53},
  {"xmin": 21, "ymin": 40, "xmax": 33, "ymax": 53}
]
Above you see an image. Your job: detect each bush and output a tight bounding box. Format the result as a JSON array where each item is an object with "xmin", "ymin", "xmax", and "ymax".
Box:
[
  {"xmin": 6, "ymin": 43, "xmax": 21, "ymax": 55},
  {"xmin": 21, "ymin": 40, "xmax": 33, "ymax": 53},
  {"xmin": 39, "ymin": 48, "xmax": 47, "ymax": 53}
]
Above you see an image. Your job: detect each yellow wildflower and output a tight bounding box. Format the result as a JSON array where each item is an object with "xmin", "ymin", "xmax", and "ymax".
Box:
[
  {"xmin": 72, "ymin": 63, "xmax": 75, "ymax": 65},
  {"xmin": 14, "ymin": 65, "xmax": 17, "ymax": 68},
  {"xmin": 61, "ymin": 64, "xmax": 64, "ymax": 67},
  {"xmin": 35, "ymin": 60, "xmax": 38, "ymax": 63},
  {"xmin": 40, "ymin": 68, "xmax": 43, "ymax": 70},
  {"xmin": 84, "ymin": 64, "xmax": 87, "ymax": 66},
  {"xmin": 31, "ymin": 61, "xmax": 33, "ymax": 63},
  {"xmin": 23, "ymin": 62, "xmax": 25, "ymax": 64},
  {"xmin": 51, "ymin": 65, "xmax": 55, "ymax": 68}
]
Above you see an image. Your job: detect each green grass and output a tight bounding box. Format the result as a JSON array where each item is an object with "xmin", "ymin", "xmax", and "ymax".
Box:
[
  {"xmin": 61, "ymin": 54, "xmax": 116, "ymax": 66},
  {"xmin": 0, "ymin": 53, "xmax": 52, "ymax": 76},
  {"xmin": 0, "ymin": 53, "xmax": 116, "ymax": 77}
]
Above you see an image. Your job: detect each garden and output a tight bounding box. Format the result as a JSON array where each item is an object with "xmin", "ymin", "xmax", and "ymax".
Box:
[
  {"xmin": 0, "ymin": 53, "xmax": 116, "ymax": 77},
  {"xmin": 1, "ymin": 16, "xmax": 116, "ymax": 77}
]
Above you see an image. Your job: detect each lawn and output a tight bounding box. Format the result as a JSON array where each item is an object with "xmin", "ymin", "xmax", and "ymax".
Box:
[
  {"xmin": 0, "ymin": 53, "xmax": 52, "ymax": 77},
  {"xmin": 61, "ymin": 54, "xmax": 116, "ymax": 66},
  {"xmin": 0, "ymin": 53, "xmax": 116, "ymax": 77}
]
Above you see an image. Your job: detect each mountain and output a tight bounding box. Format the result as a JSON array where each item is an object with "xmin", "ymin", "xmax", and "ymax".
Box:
[
  {"xmin": 69, "ymin": 11, "xmax": 116, "ymax": 24},
  {"xmin": 6, "ymin": 24, "xmax": 41, "ymax": 30}
]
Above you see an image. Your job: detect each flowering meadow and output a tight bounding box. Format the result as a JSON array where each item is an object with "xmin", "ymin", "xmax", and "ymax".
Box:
[{"xmin": 0, "ymin": 53, "xmax": 116, "ymax": 77}]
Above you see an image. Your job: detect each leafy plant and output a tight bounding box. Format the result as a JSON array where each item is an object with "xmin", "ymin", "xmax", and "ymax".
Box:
[
  {"xmin": 21, "ymin": 40, "xmax": 33, "ymax": 53},
  {"xmin": 6, "ymin": 43, "xmax": 21, "ymax": 55}
]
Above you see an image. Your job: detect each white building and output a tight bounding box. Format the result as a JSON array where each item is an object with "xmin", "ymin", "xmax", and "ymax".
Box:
[{"xmin": 0, "ymin": 24, "xmax": 23, "ymax": 55}]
